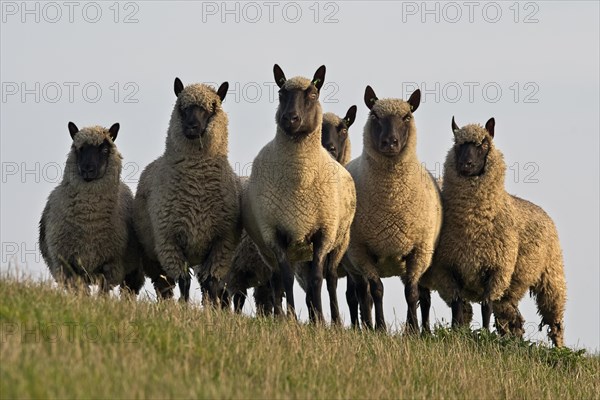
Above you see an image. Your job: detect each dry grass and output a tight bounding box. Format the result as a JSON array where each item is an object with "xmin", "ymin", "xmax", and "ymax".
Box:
[{"xmin": 1, "ymin": 276, "xmax": 598, "ymax": 399}]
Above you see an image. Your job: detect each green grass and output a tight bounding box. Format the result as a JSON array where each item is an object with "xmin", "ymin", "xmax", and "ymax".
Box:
[{"xmin": 1, "ymin": 276, "xmax": 598, "ymax": 399}]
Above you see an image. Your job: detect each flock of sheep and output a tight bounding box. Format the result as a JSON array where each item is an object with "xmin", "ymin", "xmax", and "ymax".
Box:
[{"xmin": 38, "ymin": 65, "xmax": 567, "ymax": 347}]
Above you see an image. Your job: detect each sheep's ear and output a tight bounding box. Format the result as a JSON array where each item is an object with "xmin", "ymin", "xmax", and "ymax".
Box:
[
  {"xmin": 174, "ymin": 77, "xmax": 184, "ymax": 97},
  {"xmin": 312, "ymin": 65, "xmax": 326, "ymax": 91},
  {"xmin": 364, "ymin": 86, "xmax": 378, "ymax": 110},
  {"xmin": 344, "ymin": 105, "xmax": 357, "ymax": 127},
  {"xmin": 485, "ymin": 117, "xmax": 495, "ymax": 138},
  {"xmin": 108, "ymin": 123, "xmax": 120, "ymax": 142},
  {"xmin": 217, "ymin": 82, "xmax": 229, "ymax": 102},
  {"xmin": 407, "ymin": 89, "xmax": 421, "ymax": 113},
  {"xmin": 273, "ymin": 64, "xmax": 286, "ymax": 88},
  {"xmin": 68, "ymin": 122, "xmax": 79, "ymax": 139},
  {"xmin": 451, "ymin": 116, "xmax": 460, "ymax": 135}
]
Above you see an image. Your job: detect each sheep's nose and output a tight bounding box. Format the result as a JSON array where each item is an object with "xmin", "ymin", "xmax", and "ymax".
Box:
[
  {"xmin": 81, "ymin": 164, "xmax": 95, "ymax": 173},
  {"xmin": 328, "ymin": 144, "xmax": 336, "ymax": 152},
  {"xmin": 382, "ymin": 138, "xmax": 398, "ymax": 148},
  {"xmin": 283, "ymin": 113, "xmax": 300, "ymax": 124},
  {"xmin": 465, "ymin": 161, "xmax": 473, "ymax": 167}
]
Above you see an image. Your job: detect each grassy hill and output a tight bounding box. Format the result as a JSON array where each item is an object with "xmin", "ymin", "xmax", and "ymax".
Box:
[{"xmin": 1, "ymin": 276, "xmax": 598, "ymax": 399}]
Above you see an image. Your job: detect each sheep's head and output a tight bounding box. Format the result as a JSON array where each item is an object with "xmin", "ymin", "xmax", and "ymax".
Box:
[
  {"xmin": 68, "ymin": 122, "xmax": 118, "ymax": 182},
  {"xmin": 364, "ymin": 86, "xmax": 420, "ymax": 157},
  {"xmin": 174, "ymin": 77, "xmax": 228, "ymax": 141},
  {"xmin": 274, "ymin": 64, "xmax": 325, "ymax": 139},
  {"xmin": 452, "ymin": 116, "xmax": 495, "ymax": 177},
  {"xmin": 321, "ymin": 105, "xmax": 356, "ymax": 162}
]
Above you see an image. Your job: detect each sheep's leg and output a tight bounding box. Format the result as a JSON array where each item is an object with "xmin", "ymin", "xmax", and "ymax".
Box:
[
  {"xmin": 325, "ymin": 257, "xmax": 341, "ymax": 326},
  {"xmin": 346, "ymin": 276, "xmax": 359, "ymax": 328},
  {"xmin": 451, "ymin": 298, "xmax": 465, "ymax": 327},
  {"xmin": 219, "ymin": 287, "xmax": 231, "ymax": 310},
  {"xmin": 419, "ymin": 285, "xmax": 431, "ymax": 334},
  {"xmin": 404, "ymin": 251, "xmax": 422, "ymax": 334},
  {"xmin": 493, "ymin": 299, "xmax": 523, "ymax": 337},
  {"xmin": 447, "ymin": 267, "xmax": 466, "ymax": 328},
  {"xmin": 404, "ymin": 282, "xmax": 420, "ymax": 334},
  {"xmin": 157, "ymin": 240, "xmax": 190, "ymax": 302},
  {"xmin": 99, "ymin": 261, "xmax": 123, "ymax": 294},
  {"xmin": 269, "ymin": 268, "xmax": 287, "ymax": 318},
  {"xmin": 121, "ymin": 265, "xmax": 146, "ymax": 297},
  {"xmin": 198, "ymin": 236, "xmax": 237, "ymax": 308},
  {"xmin": 534, "ymin": 287, "xmax": 565, "ymax": 347},
  {"xmin": 254, "ymin": 283, "xmax": 273, "ymax": 316},
  {"xmin": 306, "ymin": 290, "xmax": 315, "ymax": 322},
  {"xmin": 233, "ymin": 289, "xmax": 246, "ymax": 313},
  {"xmin": 178, "ymin": 271, "xmax": 191, "ymax": 303},
  {"xmin": 141, "ymin": 253, "xmax": 175, "ymax": 299},
  {"xmin": 308, "ymin": 232, "xmax": 327, "ymax": 324},
  {"xmin": 369, "ymin": 277, "xmax": 386, "ymax": 331},
  {"xmin": 354, "ymin": 275, "xmax": 373, "ymax": 329},
  {"xmin": 481, "ymin": 301, "xmax": 493, "ymax": 330}
]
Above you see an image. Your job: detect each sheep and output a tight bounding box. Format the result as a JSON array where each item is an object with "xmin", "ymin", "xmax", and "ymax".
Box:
[
  {"xmin": 227, "ymin": 106, "xmax": 358, "ymax": 319},
  {"xmin": 242, "ymin": 64, "xmax": 357, "ymax": 322},
  {"xmin": 343, "ymin": 85, "xmax": 442, "ymax": 333},
  {"xmin": 133, "ymin": 77, "xmax": 241, "ymax": 303},
  {"xmin": 426, "ymin": 116, "xmax": 566, "ymax": 346},
  {"xmin": 39, "ymin": 122, "xmax": 145, "ymax": 295},
  {"xmin": 291, "ymin": 105, "xmax": 358, "ymax": 323}
]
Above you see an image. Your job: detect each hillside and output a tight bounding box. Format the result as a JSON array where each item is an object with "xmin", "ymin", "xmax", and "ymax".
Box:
[{"xmin": 0, "ymin": 277, "xmax": 597, "ymax": 399}]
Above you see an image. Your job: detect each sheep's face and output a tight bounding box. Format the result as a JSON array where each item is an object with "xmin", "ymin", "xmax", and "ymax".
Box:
[
  {"xmin": 454, "ymin": 139, "xmax": 490, "ymax": 177},
  {"xmin": 74, "ymin": 140, "xmax": 112, "ymax": 182},
  {"xmin": 321, "ymin": 107, "xmax": 356, "ymax": 162},
  {"xmin": 68, "ymin": 122, "xmax": 118, "ymax": 182},
  {"xmin": 321, "ymin": 120, "xmax": 347, "ymax": 162},
  {"xmin": 368, "ymin": 111, "xmax": 413, "ymax": 156},
  {"xmin": 452, "ymin": 117, "xmax": 495, "ymax": 177},
  {"xmin": 364, "ymin": 87, "xmax": 420, "ymax": 157},
  {"xmin": 178, "ymin": 104, "xmax": 215, "ymax": 140},
  {"xmin": 277, "ymin": 85, "xmax": 322, "ymax": 137},
  {"xmin": 173, "ymin": 78, "xmax": 229, "ymax": 141},
  {"xmin": 274, "ymin": 65, "xmax": 326, "ymax": 138}
]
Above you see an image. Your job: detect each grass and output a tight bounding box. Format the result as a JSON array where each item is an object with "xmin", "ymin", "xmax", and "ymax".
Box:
[{"xmin": 1, "ymin": 276, "xmax": 598, "ymax": 399}]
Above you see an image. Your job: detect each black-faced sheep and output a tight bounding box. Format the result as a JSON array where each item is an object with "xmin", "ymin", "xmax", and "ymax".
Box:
[
  {"xmin": 344, "ymin": 86, "xmax": 442, "ymax": 333},
  {"xmin": 226, "ymin": 106, "xmax": 357, "ymax": 319},
  {"xmin": 133, "ymin": 78, "xmax": 241, "ymax": 302},
  {"xmin": 242, "ymin": 65, "xmax": 356, "ymax": 322},
  {"xmin": 39, "ymin": 122, "xmax": 145, "ymax": 295},
  {"xmin": 427, "ymin": 117, "xmax": 566, "ymax": 346}
]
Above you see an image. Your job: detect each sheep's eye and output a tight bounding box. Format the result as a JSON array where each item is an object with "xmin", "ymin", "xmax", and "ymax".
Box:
[
  {"xmin": 309, "ymin": 92, "xmax": 317, "ymax": 100},
  {"xmin": 341, "ymin": 128, "xmax": 347, "ymax": 134},
  {"xmin": 370, "ymin": 113, "xmax": 379, "ymax": 120},
  {"xmin": 404, "ymin": 114, "xmax": 411, "ymax": 122}
]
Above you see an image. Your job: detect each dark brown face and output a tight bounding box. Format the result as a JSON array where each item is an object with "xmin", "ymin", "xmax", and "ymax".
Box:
[
  {"xmin": 74, "ymin": 140, "xmax": 111, "ymax": 182},
  {"xmin": 277, "ymin": 85, "xmax": 321, "ymax": 138},
  {"xmin": 369, "ymin": 112, "xmax": 412, "ymax": 156},
  {"xmin": 179, "ymin": 103, "xmax": 216, "ymax": 140},
  {"xmin": 454, "ymin": 139, "xmax": 490, "ymax": 177},
  {"xmin": 321, "ymin": 120, "xmax": 348, "ymax": 162}
]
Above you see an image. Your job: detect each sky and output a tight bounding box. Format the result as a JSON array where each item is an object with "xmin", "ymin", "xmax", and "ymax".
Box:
[{"xmin": 1, "ymin": 1, "xmax": 598, "ymax": 351}]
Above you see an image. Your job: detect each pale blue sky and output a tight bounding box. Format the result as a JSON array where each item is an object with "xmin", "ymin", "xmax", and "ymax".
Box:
[{"xmin": 1, "ymin": 1, "xmax": 598, "ymax": 351}]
